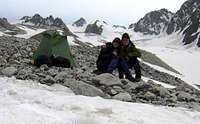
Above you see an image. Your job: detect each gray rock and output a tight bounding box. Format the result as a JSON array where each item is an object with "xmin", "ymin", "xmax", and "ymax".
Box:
[
  {"xmin": 166, "ymin": 94, "xmax": 177, "ymax": 103},
  {"xmin": 8, "ymin": 59, "xmax": 20, "ymax": 65},
  {"xmin": 16, "ymin": 68, "xmax": 32, "ymax": 80},
  {"xmin": 92, "ymin": 73, "xmax": 123, "ymax": 87},
  {"xmin": 120, "ymin": 79, "xmax": 129, "ymax": 85},
  {"xmin": 41, "ymin": 75, "xmax": 56, "ymax": 85},
  {"xmin": 177, "ymin": 91, "xmax": 196, "ymax": 102},
  {"xmin": 54, "ymin": 72, "xmax": 72, "ymax": 83},
  {"xmin": 47, "ymin": 68, "xmax": 58, "ymax": 77},
  {"xmin": 110, "ymin": 89, "xmax": 118, "ymax": 96},
  {"xmin": 153, "ymin": 86, "xmax": 171, "ymax": 98},
  {"xmin": 135, "ymin": 81, "xmax": 153, "ymax": 92},
  {"xmin": 112, "ymin": 86, "xmax": 124, "ymax": 92},
  {"xmin": 40, "ymin": 64, "xmax": 49, "ymax": 71},
  {"xmin": 113, "ymin": 92, "xmax": 132, "ymax": 102},
  {"xmin": 64, "ymin": 79, "xmax": 106, "ymax": 97},
  {"xmin": 143, "ymin": 91, "xmax": 156, "ymax": 101},
  {"xmin": 0, "ymin": 56, "xmax": 7, "ymax": 65},
  {"xmin": 1, "ymin": 67, "xmax": 17, "ymax": 77}
]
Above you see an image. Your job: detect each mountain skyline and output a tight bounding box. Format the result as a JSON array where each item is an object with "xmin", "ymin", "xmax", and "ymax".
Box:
[{"xmin": 0, "ymin": 0, "xmax": 186, "ymax": 26}]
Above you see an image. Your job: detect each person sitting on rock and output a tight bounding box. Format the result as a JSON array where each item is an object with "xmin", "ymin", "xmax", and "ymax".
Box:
[
  {"xmin": 119, "ymin": 33, "xmax": 142, "ymax": 82},
  {"xmin": 106, "ymin": 39, "xmax": 136, "ymax": 82},
  {"xmin": 95, "ymin": 37, "xmax": 121, "ymax": 74}
]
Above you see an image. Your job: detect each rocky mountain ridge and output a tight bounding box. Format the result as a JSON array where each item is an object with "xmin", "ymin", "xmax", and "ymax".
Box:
[
  {"xmin": 72, "ymin": 17, "xmax": 87, "ymax": 27},
  {"xmin": 0, "ymin": 17, "xmax": 25, "ymax": 35},
  {"xmin": 21, "ymin": 14, "xmax": 74, "ymax": 36},
  {"xmin": 129, "ymin": 8, "xmax": 174, "ymax": 35}
]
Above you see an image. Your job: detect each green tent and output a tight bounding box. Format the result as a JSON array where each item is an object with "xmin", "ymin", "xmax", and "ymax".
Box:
[{"xmin": 32, "ymin": 30, "xmax": 78, "ymax": 68}]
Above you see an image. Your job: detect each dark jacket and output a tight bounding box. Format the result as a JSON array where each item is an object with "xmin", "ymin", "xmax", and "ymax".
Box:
[{"xmin": 96, "ymin": 42, "xmax": 120, "ymax": 72}]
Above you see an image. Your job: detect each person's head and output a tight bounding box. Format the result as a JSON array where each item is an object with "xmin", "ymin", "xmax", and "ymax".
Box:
[
  {"xmin": 112, "ymin": 37, "xmax": 121, "ymax": 48},
  {"xmin": 121, "ymin": 33, "xmax": 130, "ymax": 46}
]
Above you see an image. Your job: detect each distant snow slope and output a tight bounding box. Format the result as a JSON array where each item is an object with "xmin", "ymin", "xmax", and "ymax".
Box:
[
  {"xmin": 67, "ymin": 23, "xmax": 151, "ymax": 46},
  {"xmin": 16, "ymin": 25, "xmax": 46, "ymax": 39},
  {"xmin": 1, "ymin": 77, "xmax": 200, "ymax": 124},
  {"xmin": 136, "ymin": 33, "xmax": 200, "ymax": 87}
]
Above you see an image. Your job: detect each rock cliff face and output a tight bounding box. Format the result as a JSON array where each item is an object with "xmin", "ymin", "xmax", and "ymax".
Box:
[
  {"xmin": 72, "ymin": 17, "xmax": 87, "ymax": 27},
  {"xmin": 129, "ymin": 9, "xmax": 174, "ymax": 35},
  {"xmin": 166, "ymin": 0, "xmax": 200, "ymax": 47},
  {"xmin": 85, "ymin": 20, "xmax": 104, "ymax": 35},
  {"xmin": 0, "ymin": 18, "xmax": 25, "ymax": 35},
  {"xmin": 21, "ymin": 14, "xmax": 74, "ymax": 36}
]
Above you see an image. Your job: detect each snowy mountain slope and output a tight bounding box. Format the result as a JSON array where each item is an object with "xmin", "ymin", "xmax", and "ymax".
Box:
[
  {"xmin": 129, "ymin": 8, "xmax": 174, "ymax": 35},
  {"xmin": 1, "ymin": 76, "xmax": 200, "ymax": 124},
  {"xmin": 0, "ymin": 18, "xmax": 25, "ymax": 35},
  {"xmin": 15, "ymin": 25, "xmax": 46, "ymax": 39},
  {"xmin": 20, "ymin": 14, "xmax": 74, "ymax": 36},
  {"xmin": 41, "ymin": 22, "xmax": 200, "ymax": 89},
  {"xmin": 68, "ymin": 22, "xmax": 121, "ymax": 46},
  {"xmin": 136, "ymin": 33, "xmax": 200, "ymax": 87},
  {"xmin": 142, "ymin": 76, "xmax": 176, "ymax": 89},
  {"xmin": 67, "ymin": 21, "xmax": 152, "ymax": 46},
  {"xmin": 166, "ymin": 0, "xmax": 200, "ymax": 47}
]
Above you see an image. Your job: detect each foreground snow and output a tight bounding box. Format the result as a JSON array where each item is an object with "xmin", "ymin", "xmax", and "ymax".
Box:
[{"xmin": 0, "ymin": 77, "xmax": 200, "ymax": 124}]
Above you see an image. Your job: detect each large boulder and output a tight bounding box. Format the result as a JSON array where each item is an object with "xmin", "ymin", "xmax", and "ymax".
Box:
[
  {"xmin": 177, "ymin": 91, "xmax": 196, "ymax": 102},
  {"xmin": 54, "ymin": 72, "xmax": 73, "ymax": 83},
  {"xmin": 92, "ymin": 73, "xmax": 123, "ymax": 87},
  {"xmin": 113, "ymin": 92, "xmax": 132, "ymax": 102},
  {"xmin": 40, "ymin": 75, "xmax": 56, "ymax": 85},
  {"xmin": 143, "ymin": 91, "xmax": 157, "ymax": 101},
  {"xmin": 64, "ymin": 79, "xmax": 106, "ymax": 97},
  {"xmin": 1, "ymin": 67, "xmax": 17, "ymax": 77}
]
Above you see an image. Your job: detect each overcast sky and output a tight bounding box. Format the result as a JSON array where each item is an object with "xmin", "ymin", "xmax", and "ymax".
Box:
[{"xmin": 0, "ymin": 0, "xmax": 187, "ymax": 26}]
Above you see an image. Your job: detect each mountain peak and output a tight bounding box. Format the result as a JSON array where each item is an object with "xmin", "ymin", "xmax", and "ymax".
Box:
[
  {"xmin": 72, "ymin": 17, "xmax": 87, "ymax": 27},
  {"xmin": 20, "ymin": 14, "xmax": 74, "ymax": 36},
  {"xmin": 85, "ymin": 20, "xmax": 104, "ymax": 35},
  {"xmin": 166, "ymin": 0, "xmax": 200, "ymax": 47},
  {"xmin": 129, "ymin": 8, "xmax": 174, "ymax": 35}
]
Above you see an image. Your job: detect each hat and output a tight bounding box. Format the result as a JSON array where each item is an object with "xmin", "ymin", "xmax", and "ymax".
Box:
[
  {"xmin": 112, "ymin": 37, "xmax": 121, "ymax": 44},
  {"xmin": 122, "ymin": 33, "xmax": 130, "ymax": 39}
]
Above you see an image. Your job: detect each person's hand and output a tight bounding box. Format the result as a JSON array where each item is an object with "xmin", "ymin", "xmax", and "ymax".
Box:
[{"xmin": 112, "ymin": 51, "xmax": 117, "ymax": 56}]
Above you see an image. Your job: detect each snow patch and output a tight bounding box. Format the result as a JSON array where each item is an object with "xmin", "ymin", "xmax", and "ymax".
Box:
[
  {"xmin": 142, "ymin": 77, "xmax": 176, "ymax": 89},
  {"xmin": 0, "ymin": 77, "xmax": 200, "ymax": 124},
  {"xmin": 0, "ymin": 32, "xmax": 4, "ymax": 36},
  {"xmin": 67, "ymin": 36, "xmax": 79, "ymax": 46},
  {"xmin": 15, "ymin": 25, "xmax": 46, "ymax": 39}
]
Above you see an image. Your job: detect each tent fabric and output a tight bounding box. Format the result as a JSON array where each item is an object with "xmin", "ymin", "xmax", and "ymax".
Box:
[{"xmin": 33, "ymin": 31, "xmax": 78, "ymax": 68}]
